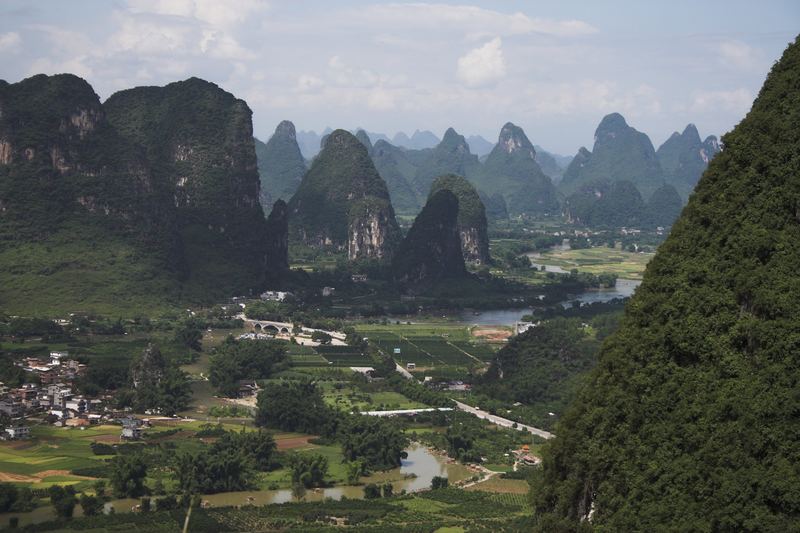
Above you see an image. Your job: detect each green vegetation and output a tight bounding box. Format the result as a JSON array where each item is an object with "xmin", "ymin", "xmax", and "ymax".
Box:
[
  {"xmin": 429, "ymin": 174, "xmax": 491, "ymax": 263},
  {"xmin": 476, "ymin": 122, "xmax": 559, "ymax": 216},
  {"xmin": 393, "ymin": 189, "xmax": 466, "ymax": 284},
  {"xmin": 287, "ymin": 129, "xmax": 400, "ymax": 258},
  {"xmin": 254, "ymin": 120, "xmax": 306, "ymax": 206},
  {"xmin": 21, "ymin": 488, "xmax": 533, "ymax": 531},
  {"xmin": 656, "ymin": 123, "xmax": 720, "ymax": 197},
  {"xmin": 559, "ymin": 112, "xmax": 664, "ymax": 198},
  {"xmin": 533, "ymin": 37, "xmax": 800, "ymax": 531},
  {"xmin": 208, "ymin": 338, "xmax": 287, "ymax": 396},
  {"xmin": 413, "ymin": 128, "xmax": 480, "ymax": 199}
]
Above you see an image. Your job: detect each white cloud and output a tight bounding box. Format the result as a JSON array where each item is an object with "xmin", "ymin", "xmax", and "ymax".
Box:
[
  {"xmin": 716, "ymin": 40, "xmax": 759, "ymax": 70},
  {"xmin": 352, "ymin": 4, "xmax": 596, "ymax": 38},
  {"xmin": 0, "ymin": 32, "xmax": 21, "ymax": 53},
  {"xmin": 296, "ymin": 74, "xmax": 323, "ymax": 93},
  {"xmin": 367, "ymin": 88, "xmax": 396, "ymax": 111},
  {"xmin": 690, "ymin": 88, "xmax": 753, "ymax": 114},
  {"xmin": 126, "ymin": 0, "xmax": 269, "ymax": 29},
  {"xmin": 457, "ymin": 37, "xmax": 506, "ymax": 87}
]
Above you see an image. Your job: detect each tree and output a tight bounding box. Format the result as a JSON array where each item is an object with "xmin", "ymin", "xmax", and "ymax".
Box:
[
  {"xmin": 209, "ymin": 338, "xmax": 287, "ymax": 397},
  {"xmin": 311, "ymin": 331, "xmax": 332, "ymax": 344},
  {"xmin": 255, "ymin": 380, "xmax": 334, "ymax": 434},
  {"xmin": 110, "ymin": 454, "xmax": 148, "ymax": 497},
  {"xmin": 79, "ymin": 493, "xmax": 103, "ymax": 516},
  {"xmin": 286, "ymin": 453, "xmax": 328, "ymax": 488},
  {"xmin": 339, "ymin": 415, "xmax": 408, "ymax": 470},
  {"xmin": 431, "ymin": 476, "xmax": 449, "ymax": 490},
  {"xmin": 381, "ymin": 483, "xmax": 393, "ymax": 498},
  {"xmin": 210, "ymin": 429, "xmax": 276, "ymax": 471},
  {"xmin": 175, "ymin": 323, "xmax": 202, "ymax": 351},
  {"xmin": 48, "ymin": 486, "xmax": 76, "ymax": 518},
  {"xmin": 345, "ymin": 460, "xmax": 365, "ymax": 485},
  {"xmin": 363, "ymin": 483, "xmax": 381, "ymax": 499}
]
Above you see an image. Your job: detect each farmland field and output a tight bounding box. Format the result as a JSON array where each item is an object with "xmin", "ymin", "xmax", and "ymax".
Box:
[
  {"xmin": 533, "ymin": 246, "xmax": 654, "ymax": 279},
  {"xmin": 314, "ymin": 345, "xmax": 374, "ymax": 367}
]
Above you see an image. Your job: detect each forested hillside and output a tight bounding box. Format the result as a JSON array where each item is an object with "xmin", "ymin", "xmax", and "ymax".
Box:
[{"xmin": 532, "ymin": 37, "xmax": 800, "ymax": 531}]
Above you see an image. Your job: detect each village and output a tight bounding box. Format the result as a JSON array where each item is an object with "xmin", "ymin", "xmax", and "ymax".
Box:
[{"xmin": 0, "ymin": 351, "xmax": 154, "ymax": 441}]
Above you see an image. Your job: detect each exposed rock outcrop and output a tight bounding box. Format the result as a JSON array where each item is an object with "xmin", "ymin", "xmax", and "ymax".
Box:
[
  {"xmin": 429, "ymin": 174, "xmax": 490, "ymax": 264},
  {"xmin": 288, "ymin": 129, "xmax": 400, "ymax": 261}
]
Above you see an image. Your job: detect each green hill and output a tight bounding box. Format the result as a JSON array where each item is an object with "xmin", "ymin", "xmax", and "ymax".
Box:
[
  {"xmin": 429, "ymin": 174, "xmax": 490, "ymax": 264},
  {"xmin": 255, "ymin": 120, "xmax": 306, "ymax": 207},
  {"xmin": 371, "ymin": 139, "xmax": 423, "ymax": 214},
  {"xmin": 412, "ymin": 128, "xmax": 480, "ymax": 198},
  {"xmin": 288, "ymin": 129, "xmax": 400, "ymax": 261},
  {"xmin": 563, "ymin": 180, "xmax": 645, "ymax": 228},
  {"xmin": 533, "ymin": 37, "xmax": 800, "ymax": 531},
  {"xmin": 646, "ymin": 183, "xmax": 684, "ymax": 228},
  {"xmin": 656, "ymin": 123, "xmax": 721, "ymax": 198},
  {"xmin": 0, "ymin": 74, "xmax": 183, "ymax": 315},
  {"xmin": 476, "ymin": 122, "xmax": 560, "ymax": 215},
  {"xmin": 560, "ymin": 113, "xmax": 664, "ymax": 198},
  {"xmin": 392, "ymin": 189, "xmax": 466, "ymax": 284},
  {"xmin": 104, "ymin": 77, "xmax": 271, "ymax": 301}
]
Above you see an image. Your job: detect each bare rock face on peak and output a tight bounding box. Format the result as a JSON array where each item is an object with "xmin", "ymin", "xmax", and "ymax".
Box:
[
  {"xmin": 288, "ymin": 129, "xmax": 400, "ymax": 261},
  {"xmin": 429, "ymin": 174, "xmax": 491, "ymax": 265}
]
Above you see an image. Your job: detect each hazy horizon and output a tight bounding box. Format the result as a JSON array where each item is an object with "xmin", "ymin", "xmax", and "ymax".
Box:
[{"xmin": 1, "ymin": 0, "xmax": 797, "ymax": 153}]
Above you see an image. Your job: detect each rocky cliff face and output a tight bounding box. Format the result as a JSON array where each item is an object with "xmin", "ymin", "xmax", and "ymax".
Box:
[
  {"xmin": 0, "ymin": 74, "xmax": 183, "ymax": 313},
  {"xmin": 255, "ymin": 120, "xmax": 306, "ymax": 207},
  {"xmin": 476, "ymin": 122, "xmax": 559, "ymax": 215},
  {"xmin": 288, "ymin": 129, "xmax": 400, "ymax": 261},
  {"xmin": 0, "ymin": 74, "xmax": 283, "ymax": 313},
  {"xmin": 392, "ymin": 189, "xmax": 466, "ymax": 283},
  {"xmin": 429, "ymin": 174, "xmax": 490, "ymax": 264},
  {"xmin": 264, "ymin": 199, "xmax": 289, "ymax": 279},
  {"xmin": 105, "ymin": 77, "xmax": 271, "ymax": 298}
]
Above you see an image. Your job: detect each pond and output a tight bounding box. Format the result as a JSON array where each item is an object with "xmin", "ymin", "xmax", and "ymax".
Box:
[
  {"xmin": 455, "ymin": 278, "xmax": 641, "ymax": 326},
  {"xmin": 0, "ymin": 444, "xmax": 471, "ymax": 527}
]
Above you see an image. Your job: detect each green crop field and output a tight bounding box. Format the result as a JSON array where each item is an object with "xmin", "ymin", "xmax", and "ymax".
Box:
[
  {"xmin": 314, "ymin": 345, "xmax": 374, "ymax": 367},
  {"xmin": 535, "ymin": 246, "xmax": 654, "ymax": 279}
]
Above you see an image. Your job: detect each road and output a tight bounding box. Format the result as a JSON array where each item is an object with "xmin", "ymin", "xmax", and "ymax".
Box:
[{"xmin": 453, "ymin": 400, "xmax": 554, "ymax": 440}]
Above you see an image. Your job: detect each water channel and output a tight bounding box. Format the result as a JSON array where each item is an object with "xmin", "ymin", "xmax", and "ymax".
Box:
[{"xmin": 0, "ymin": 443, "xmax": 472, "ymax": 528}]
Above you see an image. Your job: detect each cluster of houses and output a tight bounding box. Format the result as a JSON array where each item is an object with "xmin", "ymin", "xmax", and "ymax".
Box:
[{"xmin": 0, "ymin": 351, "xmax": 124, "ymax": 440}]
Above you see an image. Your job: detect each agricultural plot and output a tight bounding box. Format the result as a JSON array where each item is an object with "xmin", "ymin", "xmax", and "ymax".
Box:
[
  {"xmin": 451, "ymin": 341, "xmax": 498, "ymax": 361},
  {"xmin": 287, "ymin": 353, "xmax": 328, "ymax": 367},
  {"xmin": 314, "ymin": 345, "xmax": 374, "ymax": 367},
  {"xmin": 536, "ymin": 246, "xmax": 654, "ymax": 279}
]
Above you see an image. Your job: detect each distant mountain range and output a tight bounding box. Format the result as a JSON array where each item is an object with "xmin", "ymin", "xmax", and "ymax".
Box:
[{"xmin": 257, "ymin": 115, "xmax": 718, "ymax": 225}]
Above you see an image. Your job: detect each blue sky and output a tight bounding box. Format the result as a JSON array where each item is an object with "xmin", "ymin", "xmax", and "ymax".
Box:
[{"xmin": 0, "ymin": 1, "xmax": 797, "ymax": 153}]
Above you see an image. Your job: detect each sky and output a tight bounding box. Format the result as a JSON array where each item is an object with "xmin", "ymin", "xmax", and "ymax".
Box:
[{"xmin": 0, "ymin": 1, "xmax": 797, "ymax": 154}]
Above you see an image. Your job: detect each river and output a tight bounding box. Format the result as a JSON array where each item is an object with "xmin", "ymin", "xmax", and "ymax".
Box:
[
  {"xmin": 0, "ymin": 443, "xmax": 471, "ymax": 528},
  {"xmin": 455, "ymin": 278, "xmax": 641, "ymax": 326}
]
